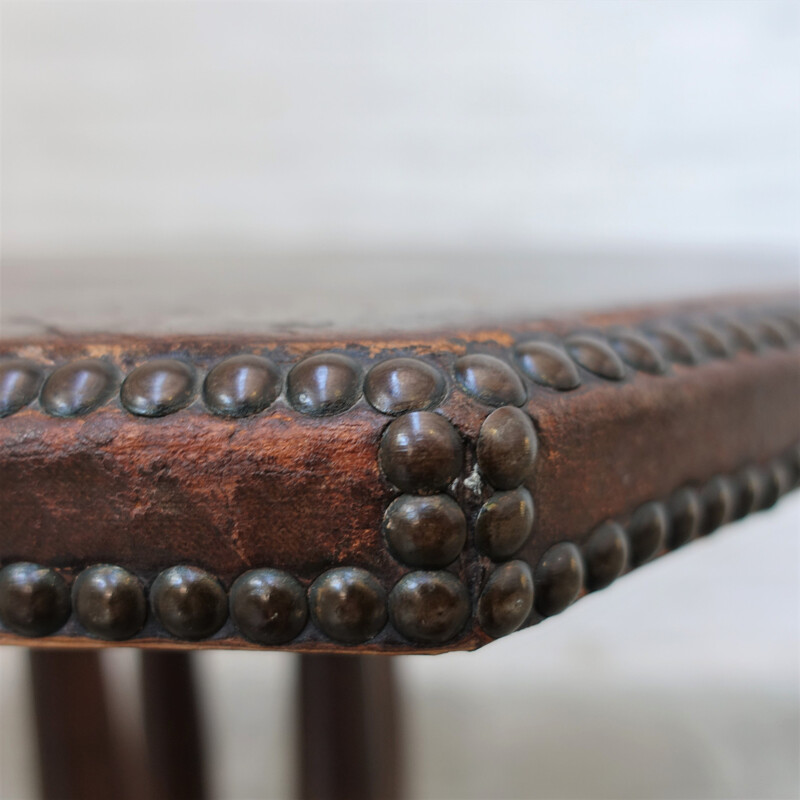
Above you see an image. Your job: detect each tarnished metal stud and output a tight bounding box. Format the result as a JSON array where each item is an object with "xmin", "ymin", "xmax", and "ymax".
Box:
[
  {"xmin": 364, "ymin": 358, "xmax": 446, "ymax": 415},
  {"xmin": 771, "ymin": 459, "xmax": 794, "ymax": 498},
  {"xmin": 379, "ymin": 411, "xmax": 463, "ymax": 493},
  {"xmin": 609, "ymin": 332, "xmax": 668, "ymax": 375},
  {"xmin": 582, "ymin": 522, "xmax": 628, "ymax": 591},
  {"xmin": 41, "ymin": 359, "xmax": 119, "ymax": 417},
  {"xmin": 475, "ymin": 488, "xmax": 534, "ymax": 561},
  {"xmin": 309, "ymin": 567, "xmax": 387, "ymax": 644},
  {"xmin": 478, "ymin": 560, "xmax": 534, "ymax": 639},
  {"xmin": 772, "ymin": 309, "xmax": 800, "ymax": 339},
  {"xmin": 533, "ymin": 542, "xmax": 584, "ymax": 617},
  {"xmin": 666, "ymin": 488, "xmax": 702, "ymax": 548},
  {"xmin": 699, "ymin": 476, "xmax": 735, "ymax": 535},
  {"xmin": 628, "ymin": 502, "xmax": 667, "ymax": 565},
  {"xmin": 0, "ymin": 563, "xmax": 71, "ymax": 637},
  {"xmin": 646, "ymin": 326, "xmax": 702, "ymax": 366},
  {"xmin": 382, "ymin": 494, "xmax": 466, "ymax": 569},
  {"xmin": 719, "ymin": 317, "xmax": 760, "ymax": 353},
  {"xmin": 121, "ymin": 359, "xmax": 196, "ymax": 417},
  {"xmin": 514, "ymin": 340, "xmax": 582, "ymax": 391},
  {"xmin": 757, "ymin": 318, "xmax": 793, "ymax": 348},
  {"xmin": 286, "ymin": 353, "xmax": 361, "ymax": 416},
  {"xmin": 476, "ymin": 406, "xmax": 537, "ymax": 490},
  {"xmin": 687, "ymin": 323, "xmax": 733, "ymax": 359},
  {"xmin": 565, "ymin": 335, "xmax": 626, "ymax": 380},
  {"xmin": 783, "ymin": 444, "xmax": 800, "ymax": 489},
  {"xmin": 453, "ymin": 354, "xmax": 526, "ymax": 407},
  {"xmin": 389, "ymin": 571, "xmax": 470, "ymax": 645},
  {"xmin": 731, "ymin": 467, "xmax": 763, "ymax": 520},
  {"xmin": 203, "ymin": 355, "xmax": 282, "ymax": 417},
  {"xmin": 230, "ymin": 569, "xmax": 308, "ymax": 645},
  {"xmin": 759, "ymin": 460, "xmax": 792, "ymax": 509},
  {"xmin": 150, "ymin": 566, "xmax": 227, "ymax": 640},
  {"xmin": 751, "ymin": 466, "xmax": 779, "ymax": 511},
  {"xmin": 73, "ymin": 564, "xmax": 146, "ymax": 641},
  {"xmin": 0, "ymin": 360, "xmax": 43, "ymax": 418}
]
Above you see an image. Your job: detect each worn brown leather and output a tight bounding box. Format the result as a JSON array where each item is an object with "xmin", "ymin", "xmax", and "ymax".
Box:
[{"xmin": 0, "ymin": 293, "xmax": 798, "ymax": 652}]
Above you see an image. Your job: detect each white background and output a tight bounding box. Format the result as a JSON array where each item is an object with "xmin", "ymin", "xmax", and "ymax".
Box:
[{"xmin": 1, "ymin": 0, "xmax": 798, "ymax": 258}]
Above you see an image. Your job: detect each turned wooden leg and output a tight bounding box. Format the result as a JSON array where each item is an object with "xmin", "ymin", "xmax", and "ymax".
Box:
[
  {"xmin": 297, "ymin": 654, "xmax": 403, "ymax": 800},
  {"xmin": 29, "ymin": 649, "xmax": 126, "ymax": 800},
  {"xmin": 141, "ymin": 651, "xmax": 208, "ymax": 800}
]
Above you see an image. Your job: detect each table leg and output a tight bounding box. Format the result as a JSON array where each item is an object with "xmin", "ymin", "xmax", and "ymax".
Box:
[
  {"xmin": 141, "ymin": 651, "xmax": 208, "ymax": 800},
  {"xmin": 29, "ymin": 649, "xmax": 126, "ymax": 800},
  {"xmin": 297, "ymin": 654, "xmax": 403, "ymax": 800}
]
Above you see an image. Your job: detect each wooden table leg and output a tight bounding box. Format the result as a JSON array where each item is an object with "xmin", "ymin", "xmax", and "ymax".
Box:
[
  {"xmin": 141, "ymin": 651, "xmax": 208, "ymax": 800},
  {"xmin": 29, "ymin": 649, "xmax": 126, "ymax": 800},
  {"xmin": 297, "ymin": 654, "xmax": 403, "ymax": 800}
]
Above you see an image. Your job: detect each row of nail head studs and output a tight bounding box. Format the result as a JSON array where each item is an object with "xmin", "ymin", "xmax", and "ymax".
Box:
[
  {"xmin": 2, "ymin": 444, "xmax": 795, "ymax": 647},
  {"xmin": 0, "ymin": 562, "xmax": 473, "ymax": 646},
  {"xmin": 371, "ymin": 305, "xmax": 800, "ymax": 570},
  {"xmin": 1, "ymin": 306, "xmax": 797, "ymax": 420}
]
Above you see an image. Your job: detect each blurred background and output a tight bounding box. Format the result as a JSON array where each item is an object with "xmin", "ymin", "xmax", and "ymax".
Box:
[{"xmin": 1, "ymin": 1, "xmax": 798, "ymax": 798}]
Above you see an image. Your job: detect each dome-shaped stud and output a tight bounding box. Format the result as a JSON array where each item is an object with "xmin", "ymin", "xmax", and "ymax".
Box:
[
  {"xmin": 565, "ymin": 335, "xmax": 626, "ymax": 380},
  {"xmin": 40, "ymin": 359, "xmax": 119, "ymax": 417},
  {"xmin": 581, "ymin": 522, "xmax": 628, "ymax": 591},
  {"xmin": 514, "ymin": 341, "xmax": 581, "ymax": 391},
  {"xmin": 309, "ymin": 567, "xmax": 387, "ymax": 644},
  {"xmin": 757, "ymin": 317, "xmax": 793, "ymax": 348},
  {"xmin": 646, "ymin": 326, "xmax": 702, "ymax": 366},
  {"xmin": 121, "ymin": 359, "xmax": 196, "ymax": 417},
  {"xmin": 382, "ymin": 494, "xmax": 466, "ymax": 569},
  {"xmin": 666, "ymin": 488, "xmax": 701, "ymax": 548},
  {"xmin": 379, "ymin": 411, "xmax": 463, "ymax": 493},
  {"xmin": 475, "ymin": 488, "xmax": 534, "ymax": 561},
  {"xmin": 150, "ymin": 566, "xmax": 227, "ymax": 640},
  {"xmin": 627, "ymin": 502, "xmax": 667, "ymax": 565},
  {"xmin": 533, "ymin": 542, "xmax": 584, "ymax": 617},
  {"xmin": 364, "ymin": 358, "xmax": 446, "ymax": 415},
  {"xmin": 756, "ymin": 465, "xmax": 782, "ymax": 510},
  {"xmin": 230, "ymin": 569, "xmax": 308, "ymax": 645},
  {"xmin": 203, "ymin": 355, "xmax": 282, "ymax": 417},
  {"xmin": 453, "ymin": 354, "xmax": 526, "ymax": 407},
  {"xmin": 609, "ymin": 332, "xmax": 668, "ymax": 375},
  {"xmin": 773, "ymin": 310, "xmax": 800, "ymax": 339},
  {"xmin": 687, "ymin": 323, "xmax": 733, "ymax": 359},
  {"xmin": 478, "ymin": 560, "xmax": 534, "ymax": 639},
  {"xmin": 699, "ymin": 476, "xmax": 734, "ymax": 535},
  {"xmin": 761, "ymin": 460, "xmax": 793, "ymax": 508},
  {"xmin": 389, "ymin": 571, "xmax": 470, "ymax": 645},
  {"xmin": 476, "ymin": 406, "xmax": 537, "ymax": 490},
  {"xmin": 287, "ymin": 353, "xmax": 361, "ymax": 416},
  {"xmin": 772, "ymin": 457, "xmax": 795, "ymax": 498},
  {"xmin": 72, "ymin": 564, "xmax": 146, "ymax": 641},
  {"xmin": 731, "ymin": 467, "xmax": 763, "ymax": 520},
  {"xmin": 720, "ymin": 318, "xmax": 760, "ymax": 353},
  {"xmin": 0, "ymin": 563, "xmax": 70, "ymax": 637},
  {"xmin": 0, "ymin": 360, "xmax": 43, "ymax": 417},
  {"xmin": 782, "ymin": 444, "xmax": 800, "ymax": 490}
]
